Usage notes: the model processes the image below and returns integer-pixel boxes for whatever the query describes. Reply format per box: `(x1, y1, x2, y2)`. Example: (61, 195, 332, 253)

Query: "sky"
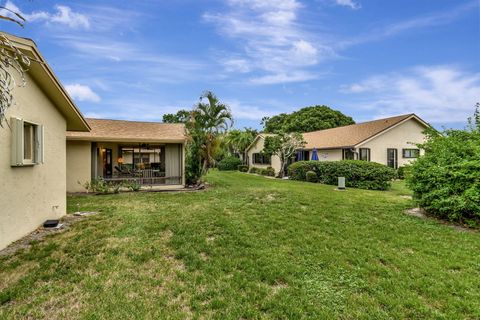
(1, 0, 479, 130)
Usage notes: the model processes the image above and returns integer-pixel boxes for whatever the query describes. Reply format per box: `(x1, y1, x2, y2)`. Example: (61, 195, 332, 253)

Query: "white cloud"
(1, 1, 90, 29)
(204, 0, 332, 84)
(341, 65, 480, 123)
(338, 1, 476, 48)
(334, 0, 361, 10)
(65, 84, 100, 102)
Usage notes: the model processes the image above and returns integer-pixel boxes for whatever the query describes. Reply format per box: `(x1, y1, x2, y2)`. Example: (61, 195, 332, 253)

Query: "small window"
(252, 153, 271, 165)
(295, 150, 310, 161)
(342, 148, 355, 160)
(359, 148, 370, 161)
(23, 122, 35, 163)
(402, 148, 420, 158)
(11, 117, 43, 166)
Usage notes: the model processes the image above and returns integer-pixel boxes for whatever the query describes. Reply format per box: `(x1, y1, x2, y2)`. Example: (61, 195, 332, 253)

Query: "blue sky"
(1, 0, 479, 130)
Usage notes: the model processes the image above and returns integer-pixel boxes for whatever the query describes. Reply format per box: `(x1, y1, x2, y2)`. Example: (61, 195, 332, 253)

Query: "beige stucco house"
(0, 34, 90, 250)
(247, 114, 430, 175)
(66, 119, 187, 193)
(0, 33, 187, 250)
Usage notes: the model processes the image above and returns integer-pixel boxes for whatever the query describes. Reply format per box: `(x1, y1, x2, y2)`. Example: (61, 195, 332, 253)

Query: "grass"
(1, 171, 479, 319)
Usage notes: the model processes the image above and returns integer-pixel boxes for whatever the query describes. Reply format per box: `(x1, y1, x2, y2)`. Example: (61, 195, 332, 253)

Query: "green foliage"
(123, 180, 142, 192)
(82, 178, 111, 194)
(260, 167, 275, 177)
(217, 156, 242, 171)
(249, 167, 259, 174)
(162, 109, 191, 123)
(262, 105, 354, 134)
(406, 118, 480, 224)
(396, 165, 411, 180)
(305, 170, 317, 183)
(289, 160, 396, 190)
(264, 132, 305, 177)
(184, 91, 234, 184)
(225, 128, 257, 160)
(238, 165, 249, 172)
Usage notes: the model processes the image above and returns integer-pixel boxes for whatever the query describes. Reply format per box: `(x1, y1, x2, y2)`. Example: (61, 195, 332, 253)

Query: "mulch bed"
(405, 207, 477, 233)
(0, 212, 98, 257)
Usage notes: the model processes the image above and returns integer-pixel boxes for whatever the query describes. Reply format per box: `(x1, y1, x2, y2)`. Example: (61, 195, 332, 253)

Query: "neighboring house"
(0, 34, 90, 250)
(66, 119, 187, 193)
(247, 114, 430, 175)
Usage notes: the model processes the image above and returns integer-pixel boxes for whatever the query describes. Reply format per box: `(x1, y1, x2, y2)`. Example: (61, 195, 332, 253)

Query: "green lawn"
(1, 171, 479, 319)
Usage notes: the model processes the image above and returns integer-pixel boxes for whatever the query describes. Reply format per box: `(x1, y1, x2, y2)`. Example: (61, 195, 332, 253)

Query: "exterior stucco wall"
(314, 149, 343, 161)
(66, 141, 91, 192)
(246, 136, 281, 175)
(0, 74, 67, 250)
(357, 119, 426, 167)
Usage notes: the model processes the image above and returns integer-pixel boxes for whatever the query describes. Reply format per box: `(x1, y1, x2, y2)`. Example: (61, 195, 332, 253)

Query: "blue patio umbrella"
(311, 148, 319, 161)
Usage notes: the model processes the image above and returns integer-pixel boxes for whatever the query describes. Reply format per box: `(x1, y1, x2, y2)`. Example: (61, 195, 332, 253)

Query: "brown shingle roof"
(67, 118, 186, 143)
(302, 114, 417, 149)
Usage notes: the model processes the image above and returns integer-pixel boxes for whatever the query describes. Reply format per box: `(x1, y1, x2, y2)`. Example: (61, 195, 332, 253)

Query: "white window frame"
(11, 117, 44, 167)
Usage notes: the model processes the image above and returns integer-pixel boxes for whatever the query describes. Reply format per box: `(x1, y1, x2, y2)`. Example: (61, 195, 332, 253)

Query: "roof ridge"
(302, 113, 413, 135)
(86, 118, 185, 125)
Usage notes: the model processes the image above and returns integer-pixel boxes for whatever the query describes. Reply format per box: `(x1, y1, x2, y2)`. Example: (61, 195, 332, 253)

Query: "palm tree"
(225, 129, 257, 164)
(194, 91, 233, 174)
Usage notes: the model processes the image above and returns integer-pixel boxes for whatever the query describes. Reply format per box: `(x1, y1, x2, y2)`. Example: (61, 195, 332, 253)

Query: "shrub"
(407, 127, 480, 224)
(217, 156, 242, 171)
(305, 170, 317, 182)
(123, 180, 141, 192)
(249, 167, 259, 174)
(260, 167, 275, 177)
(238, 165, 249, 172)
(397, 165, 411, 180)
(82, 178, 110, 194)
(288, 160, 396, 190)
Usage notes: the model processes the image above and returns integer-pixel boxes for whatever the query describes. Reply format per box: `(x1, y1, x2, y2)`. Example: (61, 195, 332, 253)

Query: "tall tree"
(189, 91, 233, 175)
(162, 109, 191, 123)
(225, 128, 257, 163)
(263, 132, 305, 177)
(262, 105, 354, 134)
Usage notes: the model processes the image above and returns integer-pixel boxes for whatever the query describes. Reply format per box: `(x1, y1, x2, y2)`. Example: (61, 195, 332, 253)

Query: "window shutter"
(35, 124, 44, 164)
(10, 117, 24, 166)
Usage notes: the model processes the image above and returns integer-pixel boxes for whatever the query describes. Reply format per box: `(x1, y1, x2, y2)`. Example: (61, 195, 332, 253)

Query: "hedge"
(217, 156, 242, 171)
(238, 165, 249, 172)
(406, 128, 480, 224)
(288, 160, 396, 190)
(248, 166, 275, 176)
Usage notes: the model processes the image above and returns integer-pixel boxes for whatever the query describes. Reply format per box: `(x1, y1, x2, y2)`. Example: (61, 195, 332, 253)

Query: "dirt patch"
(399, 195, 413, 200)
(0, 212, 98, 257)
(269, 281, 288, 296)
(405, 208, 476, 233)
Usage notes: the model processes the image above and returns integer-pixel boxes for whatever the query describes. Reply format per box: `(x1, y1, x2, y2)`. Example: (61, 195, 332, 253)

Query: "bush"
(288, 160, 396, 190)
(407, 127, 480, 224)
(305, 170, 317, 182)
(397, 165, 411, 180)
(249, 167, 259, 174)
(217, 156, 242, 171)
(260, 167, 275, 177)
(238, 165, 249, 172)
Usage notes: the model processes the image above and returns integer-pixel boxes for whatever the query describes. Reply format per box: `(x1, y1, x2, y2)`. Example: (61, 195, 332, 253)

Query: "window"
(295, 150, 310, 161)
(342, 148, 355, 160)
(359, 148, 370, 161)
(387, 148, 398, 169)
(402, 148, 420, 158)
(11, 117, 43, 166)
(252, 153, 271, 165)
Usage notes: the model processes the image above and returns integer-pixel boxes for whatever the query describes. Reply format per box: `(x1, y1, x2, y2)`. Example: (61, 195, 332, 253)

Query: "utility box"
(338, 177, 346, 190)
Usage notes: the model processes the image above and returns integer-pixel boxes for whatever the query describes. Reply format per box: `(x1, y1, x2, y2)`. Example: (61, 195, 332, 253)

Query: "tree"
(0, 6, 36, 127)
(187, 91, 233, 176)
(262, 105, 354, 133)
(406, 105, 480, 224)
(224, 128, 257, 163)
(162, 109, 191, 123)
(263, 132, 305, 177)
